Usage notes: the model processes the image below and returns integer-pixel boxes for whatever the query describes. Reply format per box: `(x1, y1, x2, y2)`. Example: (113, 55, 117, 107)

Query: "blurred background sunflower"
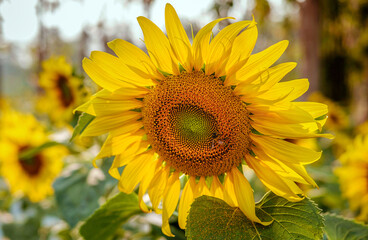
(0, 107, 67, 202)
(37, 56, 89, 127)
(335, 135, 368, 222)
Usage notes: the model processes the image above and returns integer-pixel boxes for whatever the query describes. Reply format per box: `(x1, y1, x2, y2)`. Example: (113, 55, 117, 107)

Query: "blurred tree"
(319, 0, 368, 124)
(143, 0, 154, 18)
(285, 0, 368, 124)
(79, 29, 89, 71)
(343, 0, 368, 124)
(320, 0, 349, 103)
(35, 0, 61, 72)
(253, 0, 270, 25)
(299, 0, 320, 95)
(0, 8, 3, 97)
(210, 0, 234, 27)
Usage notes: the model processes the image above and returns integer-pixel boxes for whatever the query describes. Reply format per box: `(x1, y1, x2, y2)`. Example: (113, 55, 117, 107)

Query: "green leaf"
(186, 191, 324, 240)
(324, 213, 368, 240)
(2, 217, 40, 240)
(79, 192, 142, 240)
(70, 112, 95, 141)
(19, 141, 59, 160)
(315, 114, 327, 121)
(53, 166, 105, 227)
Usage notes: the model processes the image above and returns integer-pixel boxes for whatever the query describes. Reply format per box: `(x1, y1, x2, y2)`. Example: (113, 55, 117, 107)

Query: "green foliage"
(53, 166, 106, 227)
(2, 217, 40, 240)
(19, 141, 59, 159)
(79, 192, 142, 240)
(57, 229, 74, 240)
(324, 213, 368, 240)
(71, 112, 95, 141)
(186, 191, 324, 240)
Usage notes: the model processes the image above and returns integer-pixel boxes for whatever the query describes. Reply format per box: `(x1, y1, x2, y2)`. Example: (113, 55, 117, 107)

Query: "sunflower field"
(1, 0, 368, 239)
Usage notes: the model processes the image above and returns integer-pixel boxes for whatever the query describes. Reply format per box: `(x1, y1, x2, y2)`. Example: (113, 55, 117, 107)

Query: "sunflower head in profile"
(75, 3, 332, 236)
(0, 109, 67, 202)
(335, 135, 368, 221)
(38, 56, 88, 126)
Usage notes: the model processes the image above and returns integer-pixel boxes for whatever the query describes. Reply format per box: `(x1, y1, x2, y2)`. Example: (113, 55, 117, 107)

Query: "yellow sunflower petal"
(246, 155, 303, 201)
(223, 172, 239, 207)
(92, 99, 143, 116)
(108, 160, 123, 180)
(210, 176, 224, 199)
(229, 168, 263, 224)
(251, 119, 333, 139)
(137, 16, 179, 75)
(138, 159, 162, 213)
(96, 131, 146, 160)
(205, 20, 253, 75)
(293, 102, 328, 119)
(148, 166, 171, 214)
(111, 87, 149, 99)
(110, 121, 144, 137)
(74, 100, 96, 115)
(225, 23, 258, 76)
(230, 40, 289, 85)
(251, 134, 321, 164)
(234, 62, 297, 96)
(109, 148, 145, 180)
(196, 176, 211, 196)
(165, 3, 193, 71)
(178, 176, 196, 229)
(248, 103, 316, 126)
(81, 112, 141, 137)
(258, 79, 309, 103)
(82, 58, 130, 91)
(292, 102, 329, 130)
(283, 162, 318, 187)
(73, 89, 112, 115)
(192, 17, 233, 70)
(90, 51, 154, 87)
(252, 147, 317, 186)
(118, 151, 156, 193)
(75, 87, 146, 117)
(162, 171, 181, 237)
(107, 39, 162, 79)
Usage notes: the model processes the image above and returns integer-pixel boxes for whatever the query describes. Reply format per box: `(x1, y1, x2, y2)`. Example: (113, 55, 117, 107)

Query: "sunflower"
(0, 109, 66, 202)
(38, 56, 88, 126)
(335, 135, 368, 221)
(356, 121, 368, 135)
(75, 4, 332, 236)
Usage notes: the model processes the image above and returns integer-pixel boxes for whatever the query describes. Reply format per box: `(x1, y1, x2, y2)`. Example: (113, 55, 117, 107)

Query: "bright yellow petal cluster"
(38, 56, 88, 126)
(0, 109, 66, 202)
(335, 135, 368, 221)
(76, 3, 331, 236)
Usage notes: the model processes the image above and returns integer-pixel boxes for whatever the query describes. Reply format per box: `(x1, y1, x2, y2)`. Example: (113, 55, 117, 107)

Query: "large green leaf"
(2, 217, 40, 240)
(53, 166, 105, 227)
(186, 191, 324, 240)
(79, 192, 142, 240)
(324, 213, 368, 240)
(70, 112, 95, 141)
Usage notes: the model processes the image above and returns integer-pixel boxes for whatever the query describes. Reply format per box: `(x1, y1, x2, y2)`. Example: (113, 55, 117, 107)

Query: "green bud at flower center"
(173, 106, 216, 144)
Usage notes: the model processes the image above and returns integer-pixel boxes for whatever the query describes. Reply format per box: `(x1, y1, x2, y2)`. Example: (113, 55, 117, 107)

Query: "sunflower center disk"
(173, 107, 215, 143)
(142, 71, 252, 177)
(19, 155, 43, 176)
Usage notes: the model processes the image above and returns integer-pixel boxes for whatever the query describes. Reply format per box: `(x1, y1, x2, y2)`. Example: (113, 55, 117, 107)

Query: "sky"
(1, 0, 286, 44)
(1, 0, 230, 43)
